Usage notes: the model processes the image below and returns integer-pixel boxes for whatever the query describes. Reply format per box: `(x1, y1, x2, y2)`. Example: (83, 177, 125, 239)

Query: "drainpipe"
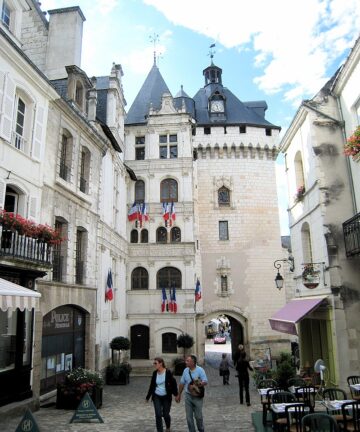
(335, 96, 357, 214)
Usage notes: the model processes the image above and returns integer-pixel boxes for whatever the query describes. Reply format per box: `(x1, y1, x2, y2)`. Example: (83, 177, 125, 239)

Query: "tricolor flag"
(171, 285, 177, 313)
(170, 202, 176, 226)
(162, 202, 170, 222)
(141, 203, 149, 222)
(195, 279, 201, 302)
(105, 269, 114, 302)
(128, 202, 139, 222)
(161, 287, 168, 312)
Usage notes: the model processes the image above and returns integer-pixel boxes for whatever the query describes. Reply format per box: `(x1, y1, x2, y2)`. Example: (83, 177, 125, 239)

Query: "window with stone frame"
(75, 228, 87, 284)
(52, 218, 68, 283)
(131, 267, 148, 290)
(219, 221, 229, 240)
(156, 227, 167, 243)
(162, 332, 177, 353)
(75, 81, 84, 110)
(79, 146, 90, 193)
(218, 186, 230, 206)
(140, 229, 148, 243)
(160, 178, 178, 202)
(130, 229, 138, 243)
(156, 267, 181, 290)
(11, 89, 35, 154)
(170, 227, 181, 242)
(159, 134, 177, 159)
(135, 180, 145, 203)
(59, 130, 73, 182)
(1, 1, 12, 31)
(221, 275, 228, 295)
(135, 136, 145, 160)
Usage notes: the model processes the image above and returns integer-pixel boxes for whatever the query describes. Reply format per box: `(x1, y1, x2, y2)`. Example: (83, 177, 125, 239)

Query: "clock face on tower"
(210, 100, 224, 113)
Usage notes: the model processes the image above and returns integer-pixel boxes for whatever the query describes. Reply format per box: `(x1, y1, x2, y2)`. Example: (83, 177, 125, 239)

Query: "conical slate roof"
(125, 63, 171, 125)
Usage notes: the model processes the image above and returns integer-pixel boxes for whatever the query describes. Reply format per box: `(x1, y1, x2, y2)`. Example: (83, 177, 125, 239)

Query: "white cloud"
(143, 0, 360, 103)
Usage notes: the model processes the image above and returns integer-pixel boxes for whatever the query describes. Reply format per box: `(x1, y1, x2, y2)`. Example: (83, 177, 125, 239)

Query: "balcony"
(0, 228, 52, 266)
(343, 213, 360, 257)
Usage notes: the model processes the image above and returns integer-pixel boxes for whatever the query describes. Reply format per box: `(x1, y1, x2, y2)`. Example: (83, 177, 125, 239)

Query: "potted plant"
(294, 185, 305, 202)
(174, 333, 194, 375)
(173, 357, 187, 376)
(344, 126, 360, 161)
(302, 264, 320, 289)
(56, 367, 104, 409)
(275, 352, 296, 390)
(106, 336, 131, 385)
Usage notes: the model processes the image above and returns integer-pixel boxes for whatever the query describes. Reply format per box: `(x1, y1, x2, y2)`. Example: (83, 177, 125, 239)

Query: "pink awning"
(0, 278, 41, 311)
(269, 297, 327, 335)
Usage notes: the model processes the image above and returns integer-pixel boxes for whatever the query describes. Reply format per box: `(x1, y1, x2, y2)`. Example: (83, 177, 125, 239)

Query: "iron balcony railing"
(59, 162, 70, 181)
(343, 213, 360, 257)
(0, 228, 52, 265)
(79, 176, 87, 193)
(12, 131, 26, 151)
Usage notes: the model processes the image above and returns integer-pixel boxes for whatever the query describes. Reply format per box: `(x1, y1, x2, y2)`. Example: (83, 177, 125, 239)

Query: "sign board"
(70, 392, 104, 423)
(15, 409, 40, 432)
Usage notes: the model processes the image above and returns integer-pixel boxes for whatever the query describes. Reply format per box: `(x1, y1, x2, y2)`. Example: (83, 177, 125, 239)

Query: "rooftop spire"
(149, 33, 159, 66)
(208, 43, 216, 65)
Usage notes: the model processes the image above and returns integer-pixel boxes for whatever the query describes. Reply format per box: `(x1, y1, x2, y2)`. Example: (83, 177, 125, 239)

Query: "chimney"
(45, 7, 86, 80)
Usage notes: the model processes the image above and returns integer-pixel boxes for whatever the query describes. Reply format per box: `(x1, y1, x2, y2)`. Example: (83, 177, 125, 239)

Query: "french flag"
(128, 202, 139, 222)
(162, 202, 170, 221)
(171, 286, 177, 313)
(105, 269, 114, 302)
(161, 287, 168, 312)
(170, 202, 176, 226)
(195, 279, 201, 302)
(141, 203, 149, 222)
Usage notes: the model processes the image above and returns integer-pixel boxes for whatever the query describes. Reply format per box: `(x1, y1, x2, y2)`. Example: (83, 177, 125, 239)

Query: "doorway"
(130, 325, 149, 359)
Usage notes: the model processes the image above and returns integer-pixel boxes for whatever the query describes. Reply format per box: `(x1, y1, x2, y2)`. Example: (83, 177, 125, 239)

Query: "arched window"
(160, 179, 178, 202)
(301, 222, 313, 263)
(171, 227, 181, 242)
(130, 229, 138, 243)
(140, 229, 148, 243)
(156, 227, 167, 243)
(157, 267, 181, 290)
(131, 267, 148, 290)
(294, 151, 305, 191)
(218, 186, 230, 206)
(135, 180, 145, 203)
(162, 332, 177, 353)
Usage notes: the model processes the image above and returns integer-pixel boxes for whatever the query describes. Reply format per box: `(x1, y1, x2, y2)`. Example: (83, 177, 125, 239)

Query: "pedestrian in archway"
(219, 353, 230, 385)
(233, 343, 245, 368)
(236, 351, 253, 406)
(146, 357, 178, 432)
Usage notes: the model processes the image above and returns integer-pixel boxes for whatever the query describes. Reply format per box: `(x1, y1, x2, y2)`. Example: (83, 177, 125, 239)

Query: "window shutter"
(32, 105, 44, 159)
(28, 196, 37, 220)
(0, 179, 5, 209)
(0, 74, 15, 142)
(0, 71, 5, 115)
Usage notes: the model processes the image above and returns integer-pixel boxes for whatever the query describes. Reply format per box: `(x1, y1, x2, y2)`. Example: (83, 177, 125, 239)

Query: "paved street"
(0, 344, 261, 431)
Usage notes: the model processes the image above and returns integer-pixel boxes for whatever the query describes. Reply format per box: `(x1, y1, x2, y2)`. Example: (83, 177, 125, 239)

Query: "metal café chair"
(295, 386, 316, 413)
(302, 413, 339, 431)
(284, 403, 307, 432)
(258, 379, 278, 425)
(272, 391, 296, 431)
(322, 388, 350, 423)
(341, 401, 360, 431)
(347, 376, 360, 402)
(288, 377, 307, 388)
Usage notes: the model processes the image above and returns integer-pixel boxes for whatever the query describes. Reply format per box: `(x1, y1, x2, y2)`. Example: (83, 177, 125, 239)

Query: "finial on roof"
(208, 43, 216, 65)
(149, 33, 160, 66)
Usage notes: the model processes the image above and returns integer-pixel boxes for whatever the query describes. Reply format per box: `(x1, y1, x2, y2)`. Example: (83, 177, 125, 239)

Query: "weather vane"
(149, 33, 160, 65)
(208, 43, 216, 64)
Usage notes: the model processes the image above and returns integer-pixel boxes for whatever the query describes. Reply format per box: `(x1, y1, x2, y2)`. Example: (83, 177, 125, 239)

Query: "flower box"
(302, 264, 320, 289)
(344, 126, 360, 158)
(56, 385, 103, 410)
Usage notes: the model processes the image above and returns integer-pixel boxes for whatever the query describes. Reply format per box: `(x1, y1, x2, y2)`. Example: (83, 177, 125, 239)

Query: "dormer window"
(75, 81, 84, 109)
(1, 1, 10, 29)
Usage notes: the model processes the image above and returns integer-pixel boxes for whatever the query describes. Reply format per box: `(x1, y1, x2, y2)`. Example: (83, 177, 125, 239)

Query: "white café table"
(288, 385, 316, 394)
(323, 399, 355, 411)
(271, 402, 309, 414)
(350, 384, 360, 391)
(258, 388, 273, 397)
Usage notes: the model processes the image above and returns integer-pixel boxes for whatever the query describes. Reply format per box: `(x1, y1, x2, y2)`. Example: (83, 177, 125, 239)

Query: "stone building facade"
(277, 35, 360, 388)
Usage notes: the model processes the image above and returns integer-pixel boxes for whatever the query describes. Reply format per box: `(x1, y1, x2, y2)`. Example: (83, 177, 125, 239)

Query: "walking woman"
(146, 357, 178, 432)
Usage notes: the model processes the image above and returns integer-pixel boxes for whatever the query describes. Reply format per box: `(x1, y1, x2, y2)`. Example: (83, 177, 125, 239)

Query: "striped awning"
(0, 278, 41, 311)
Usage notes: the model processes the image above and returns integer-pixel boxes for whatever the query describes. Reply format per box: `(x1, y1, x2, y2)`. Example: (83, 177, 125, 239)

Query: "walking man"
(175, 355, 208, 432)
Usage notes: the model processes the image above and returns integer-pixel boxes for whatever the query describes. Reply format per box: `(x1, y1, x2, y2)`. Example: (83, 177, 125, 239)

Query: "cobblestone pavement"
(0, 363, 261, 432)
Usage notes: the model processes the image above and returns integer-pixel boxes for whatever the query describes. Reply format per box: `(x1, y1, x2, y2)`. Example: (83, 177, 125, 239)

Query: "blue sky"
(41, 0, 360, 234)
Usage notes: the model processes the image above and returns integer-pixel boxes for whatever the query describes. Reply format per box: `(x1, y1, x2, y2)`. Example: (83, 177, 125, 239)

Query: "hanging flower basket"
(301, 264, 320, 289)
(294, 185, 305, 202)
(344, 126, 360, 159)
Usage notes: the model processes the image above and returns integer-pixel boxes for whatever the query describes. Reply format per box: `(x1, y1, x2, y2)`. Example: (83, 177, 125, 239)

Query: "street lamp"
(273, 256, 295, 290)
